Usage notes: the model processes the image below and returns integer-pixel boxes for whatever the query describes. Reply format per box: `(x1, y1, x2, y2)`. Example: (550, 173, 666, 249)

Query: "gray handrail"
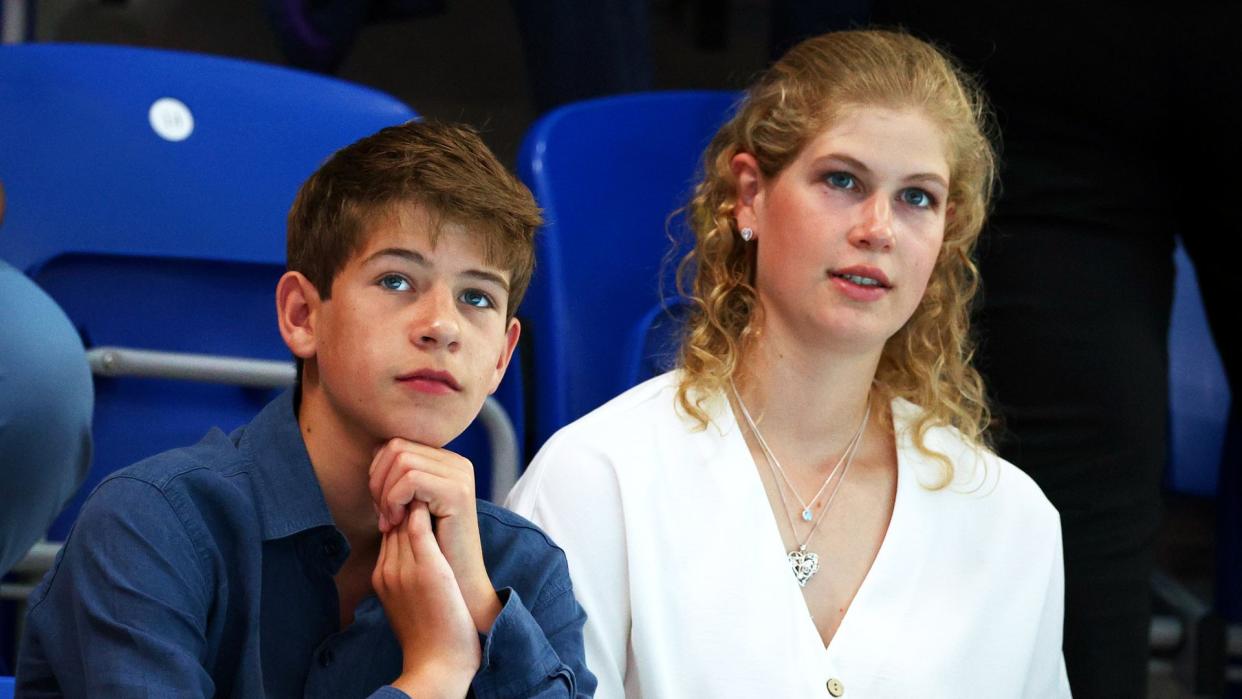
(84, 346, 518, 500)
(87, 347, 295, 387)
(6, 347, 521, 595)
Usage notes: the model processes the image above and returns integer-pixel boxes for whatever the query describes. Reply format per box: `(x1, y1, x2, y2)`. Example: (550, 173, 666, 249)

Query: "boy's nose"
(412, 287, 461, 351)
(850, 194, 895, 251)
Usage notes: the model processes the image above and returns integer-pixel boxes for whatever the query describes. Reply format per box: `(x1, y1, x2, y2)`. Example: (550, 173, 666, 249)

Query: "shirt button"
(826, 677, 844, 697)
(318, 648, 335, 667)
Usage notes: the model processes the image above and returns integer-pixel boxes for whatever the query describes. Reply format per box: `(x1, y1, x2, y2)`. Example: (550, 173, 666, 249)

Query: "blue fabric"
(16, 391, 594, 698)
(0, 260, 92, 576)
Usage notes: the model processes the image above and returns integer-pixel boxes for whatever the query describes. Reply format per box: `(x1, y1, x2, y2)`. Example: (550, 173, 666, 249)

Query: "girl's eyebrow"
(903, 172, 950, 190)
(815, 153, 949, 190)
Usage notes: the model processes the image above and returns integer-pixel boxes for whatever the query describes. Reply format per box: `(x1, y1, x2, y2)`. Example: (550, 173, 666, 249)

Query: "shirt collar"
(239, 390, 337, 541)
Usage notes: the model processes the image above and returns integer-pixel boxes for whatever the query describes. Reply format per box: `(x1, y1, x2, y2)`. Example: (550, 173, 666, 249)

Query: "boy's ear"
(276, 271, 322, 361)
(488, 317, 522, 395)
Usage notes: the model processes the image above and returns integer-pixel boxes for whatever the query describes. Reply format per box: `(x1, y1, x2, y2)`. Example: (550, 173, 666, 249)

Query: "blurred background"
(17, 0, 773, 165)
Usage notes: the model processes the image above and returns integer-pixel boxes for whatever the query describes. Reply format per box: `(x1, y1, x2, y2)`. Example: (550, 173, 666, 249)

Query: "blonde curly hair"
(675, 29, 997, 487)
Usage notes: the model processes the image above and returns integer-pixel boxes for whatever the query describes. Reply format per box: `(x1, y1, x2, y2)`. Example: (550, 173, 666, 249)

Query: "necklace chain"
(731, 381, 870, 587)
(731, 382, 868, 525)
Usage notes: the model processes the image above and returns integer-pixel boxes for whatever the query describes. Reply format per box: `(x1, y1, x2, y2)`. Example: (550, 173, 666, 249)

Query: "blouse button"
(826, 677, 844, 697)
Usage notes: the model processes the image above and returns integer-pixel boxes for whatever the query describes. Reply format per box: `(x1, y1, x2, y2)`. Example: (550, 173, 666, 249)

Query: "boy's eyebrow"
(819, 153, 949, 190)
(461, 269, 510, 292)
(363, 247, 510, 292)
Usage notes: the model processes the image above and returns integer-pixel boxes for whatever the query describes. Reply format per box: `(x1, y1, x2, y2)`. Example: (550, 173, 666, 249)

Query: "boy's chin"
(379, 421, 465, 451)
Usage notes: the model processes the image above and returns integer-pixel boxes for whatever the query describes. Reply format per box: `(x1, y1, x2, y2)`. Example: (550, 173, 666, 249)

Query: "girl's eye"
(378, 274, 411, 291)
(460, 289, 495, 309)
(900, 188, 936, 209)
(825, 172, 857, 190)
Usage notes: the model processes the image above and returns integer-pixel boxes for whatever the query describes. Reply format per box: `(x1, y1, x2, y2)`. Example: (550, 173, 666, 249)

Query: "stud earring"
(740, 227, 754, 241)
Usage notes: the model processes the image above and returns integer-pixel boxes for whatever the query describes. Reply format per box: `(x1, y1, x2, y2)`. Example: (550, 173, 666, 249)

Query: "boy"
(17, 121, 595, 698)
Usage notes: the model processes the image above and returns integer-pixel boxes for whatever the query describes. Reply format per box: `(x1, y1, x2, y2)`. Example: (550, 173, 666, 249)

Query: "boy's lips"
(396, 369, 462, 394)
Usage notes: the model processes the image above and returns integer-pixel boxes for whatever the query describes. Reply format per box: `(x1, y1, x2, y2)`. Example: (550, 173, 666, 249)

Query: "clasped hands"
(369, 438, 499, 697)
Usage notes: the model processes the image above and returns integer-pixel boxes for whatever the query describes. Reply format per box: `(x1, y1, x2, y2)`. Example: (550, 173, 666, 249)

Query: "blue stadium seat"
(1166, 239, 1232, 498)
(0, 43, 521, 552)
(516, 91, 738, 449)
(1158, 237, 1239, 685)
(0, 674, 13, 699)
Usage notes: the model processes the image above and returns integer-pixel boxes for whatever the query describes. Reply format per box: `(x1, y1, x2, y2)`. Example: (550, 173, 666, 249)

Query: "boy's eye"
(378, 274, 412, 291)
(825, 171, 857, 190)
(900, 188, 936, 209)
(460, 289, 495, 309)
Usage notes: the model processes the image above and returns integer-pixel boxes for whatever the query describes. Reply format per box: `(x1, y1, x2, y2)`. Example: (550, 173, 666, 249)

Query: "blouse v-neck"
(717, 395, 920, 666)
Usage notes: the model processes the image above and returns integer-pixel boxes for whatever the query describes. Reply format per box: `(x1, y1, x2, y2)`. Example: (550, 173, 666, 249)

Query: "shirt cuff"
(369, 687, 411, 699)
(470, 587, 567, 697)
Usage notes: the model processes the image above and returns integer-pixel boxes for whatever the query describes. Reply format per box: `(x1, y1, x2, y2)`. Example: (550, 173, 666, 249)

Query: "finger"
(376, 444, 474, 530)
(374, 525, 394, 591)
(369, 442, 399, 508)
(386, 439, 471, 476)
(375, 525, 387, 572)
(381, 453, 423, 526)
(386, 468, 466, 524)
(375, 446, 433, 532)
(407, 501, 440, 560)
(386, 437, 453, 463)
(379, 450, 436, 528)
(391, 510, 409, 574)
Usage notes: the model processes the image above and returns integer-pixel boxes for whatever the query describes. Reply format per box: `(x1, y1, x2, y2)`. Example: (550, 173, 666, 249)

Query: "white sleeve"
(1022, 508, 1073, 698)
(507, 430, 632, 699)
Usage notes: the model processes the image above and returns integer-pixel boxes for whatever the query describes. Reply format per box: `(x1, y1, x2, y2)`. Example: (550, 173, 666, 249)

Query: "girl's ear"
(731, 152, 763, 234)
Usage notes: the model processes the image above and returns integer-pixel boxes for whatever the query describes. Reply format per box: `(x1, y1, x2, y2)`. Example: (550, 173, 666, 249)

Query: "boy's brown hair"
(286, 119, 541, 319)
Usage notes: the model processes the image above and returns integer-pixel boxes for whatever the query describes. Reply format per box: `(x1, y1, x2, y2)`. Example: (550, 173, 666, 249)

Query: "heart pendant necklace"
(788, 546, 821, 587)
(733, 382, 870, 588)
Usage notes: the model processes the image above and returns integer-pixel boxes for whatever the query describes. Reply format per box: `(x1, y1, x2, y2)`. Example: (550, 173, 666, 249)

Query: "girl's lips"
(830, 265, 891, 288)
(830, 273, 890, 302)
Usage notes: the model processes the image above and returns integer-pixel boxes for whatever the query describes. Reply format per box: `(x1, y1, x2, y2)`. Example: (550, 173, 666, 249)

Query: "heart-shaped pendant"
(788, 547, 820, 587)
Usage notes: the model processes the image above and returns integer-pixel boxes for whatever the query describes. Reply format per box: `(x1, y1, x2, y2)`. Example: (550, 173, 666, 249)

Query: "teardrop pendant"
(801, 507, 813, 522)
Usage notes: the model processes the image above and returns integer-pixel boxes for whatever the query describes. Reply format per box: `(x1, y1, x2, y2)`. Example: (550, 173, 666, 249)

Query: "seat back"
(516, 91, 738, 447)
(1166, 238, 1232, 497)
(0, 44, 518, 539)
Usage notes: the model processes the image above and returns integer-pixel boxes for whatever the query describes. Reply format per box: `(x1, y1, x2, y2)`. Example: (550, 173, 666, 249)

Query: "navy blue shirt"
(17, 392, 596, 698)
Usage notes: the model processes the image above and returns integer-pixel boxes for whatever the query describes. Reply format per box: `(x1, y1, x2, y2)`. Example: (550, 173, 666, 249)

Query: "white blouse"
(508, 372, 1071, 698)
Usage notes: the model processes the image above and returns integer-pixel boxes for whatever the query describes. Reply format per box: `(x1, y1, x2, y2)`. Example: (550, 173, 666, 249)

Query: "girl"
(509, 30, 1070, 698)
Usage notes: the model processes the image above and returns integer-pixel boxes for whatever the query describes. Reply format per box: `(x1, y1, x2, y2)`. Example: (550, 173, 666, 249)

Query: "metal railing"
(4, 345, 521, 600)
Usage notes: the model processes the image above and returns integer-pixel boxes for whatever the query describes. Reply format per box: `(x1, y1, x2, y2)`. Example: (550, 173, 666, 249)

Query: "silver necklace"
(731, 382, 868, 523)
(732, 382, 870, 588)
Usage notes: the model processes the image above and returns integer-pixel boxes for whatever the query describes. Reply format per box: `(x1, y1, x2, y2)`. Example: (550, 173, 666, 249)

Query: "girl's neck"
(734, 328, 881, 470)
